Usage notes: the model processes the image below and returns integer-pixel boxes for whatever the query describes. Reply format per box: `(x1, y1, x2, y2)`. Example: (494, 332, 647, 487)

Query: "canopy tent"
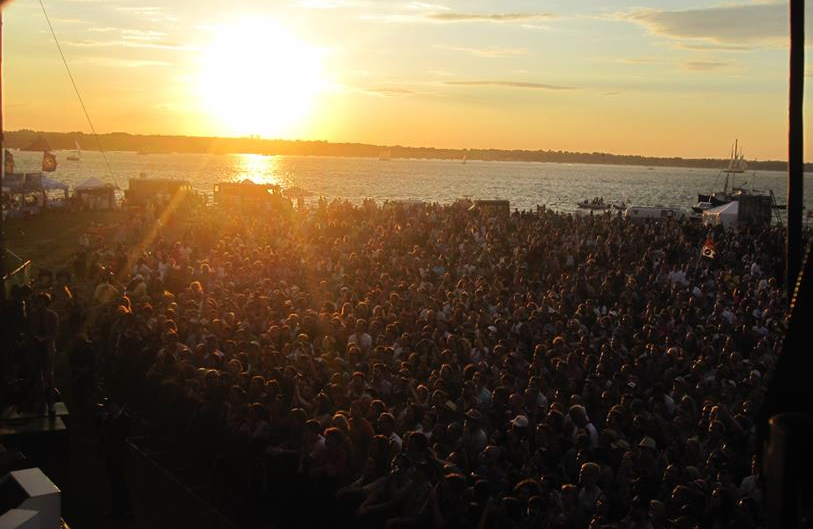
(75, 177, 117, 210)
(20, 135, 53, 152)
(76, 177, 116, 191)
(703, 200, 739, 227)
(40, 176, 68, 191)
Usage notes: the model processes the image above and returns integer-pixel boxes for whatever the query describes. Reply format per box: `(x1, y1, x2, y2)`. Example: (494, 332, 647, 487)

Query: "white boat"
(692, 140, 779, 213)
(625, 205, 687, 221)
(66, 139, 80, 161)
(378, 149, 391, 161)
(576, 197, 611, 210)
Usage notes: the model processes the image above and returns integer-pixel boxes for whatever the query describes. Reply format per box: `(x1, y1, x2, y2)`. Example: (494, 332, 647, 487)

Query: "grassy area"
(4, 209, 130, 274)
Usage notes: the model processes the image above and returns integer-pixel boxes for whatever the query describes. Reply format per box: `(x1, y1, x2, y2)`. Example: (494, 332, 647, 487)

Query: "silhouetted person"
(30, 292, 59, 414)
(98, 399, 132, 518)
(69, 334, 96, 427)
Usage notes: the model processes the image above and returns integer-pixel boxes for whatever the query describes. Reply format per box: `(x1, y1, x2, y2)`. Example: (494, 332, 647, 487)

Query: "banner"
(42, 151, 57, 172)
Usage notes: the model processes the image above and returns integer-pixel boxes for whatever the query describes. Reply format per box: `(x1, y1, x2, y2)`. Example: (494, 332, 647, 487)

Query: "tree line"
(5, 129, 808, 172)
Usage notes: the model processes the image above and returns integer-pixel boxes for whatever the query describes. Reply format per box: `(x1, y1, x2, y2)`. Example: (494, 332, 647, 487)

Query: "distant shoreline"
(5, 129, 812, 172)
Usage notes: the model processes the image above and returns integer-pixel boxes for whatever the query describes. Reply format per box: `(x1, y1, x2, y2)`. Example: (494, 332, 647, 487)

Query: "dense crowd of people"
(7, 195, 788, 528)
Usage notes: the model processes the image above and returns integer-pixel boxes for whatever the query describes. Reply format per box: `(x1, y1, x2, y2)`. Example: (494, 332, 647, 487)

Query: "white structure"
(702, 201, 739, 227)
(624, 205, 687, 221)
(0, 468, 61, 529)
(75, 177, 117, 210)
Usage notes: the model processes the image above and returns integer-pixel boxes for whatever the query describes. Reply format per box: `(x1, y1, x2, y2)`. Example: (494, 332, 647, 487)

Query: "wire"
(37, 0, 118, 188)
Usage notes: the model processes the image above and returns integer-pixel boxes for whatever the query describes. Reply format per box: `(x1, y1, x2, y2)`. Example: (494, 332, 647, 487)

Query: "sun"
(198, 19, 325, 138)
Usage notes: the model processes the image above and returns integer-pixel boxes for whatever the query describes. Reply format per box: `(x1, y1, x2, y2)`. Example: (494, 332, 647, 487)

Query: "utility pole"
(0, 11, 6, 302)
(787, 0, 804, 300)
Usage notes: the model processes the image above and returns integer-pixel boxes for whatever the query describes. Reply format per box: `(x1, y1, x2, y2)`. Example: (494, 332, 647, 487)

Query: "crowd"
(11, 195, 788, 528)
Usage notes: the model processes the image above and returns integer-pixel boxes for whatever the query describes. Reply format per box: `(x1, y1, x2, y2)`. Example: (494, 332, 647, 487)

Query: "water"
(8, 150, 813, 213)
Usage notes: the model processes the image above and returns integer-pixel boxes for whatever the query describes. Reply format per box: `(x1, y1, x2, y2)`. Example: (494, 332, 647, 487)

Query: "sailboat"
(692, 140, 781, 215)
(66, 139, 80, 161)
(693, 140, 748, 212)
(378, 148, 391, 161)
(462, 154, 467, 165)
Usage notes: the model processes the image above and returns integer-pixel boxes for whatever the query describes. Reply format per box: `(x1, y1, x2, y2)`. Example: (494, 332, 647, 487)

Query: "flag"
(42, 151, 57, 172)
(4, 149, 14, 174)
(701, 237, 716, 259)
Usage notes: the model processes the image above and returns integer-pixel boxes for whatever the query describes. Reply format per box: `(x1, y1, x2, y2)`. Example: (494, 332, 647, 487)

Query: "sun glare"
(199, 19, 325, 138)
(234, 153, 287, 187)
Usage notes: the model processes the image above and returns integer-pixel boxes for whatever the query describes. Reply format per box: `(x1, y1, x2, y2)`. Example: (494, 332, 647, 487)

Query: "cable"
(37, 0, 118, 188)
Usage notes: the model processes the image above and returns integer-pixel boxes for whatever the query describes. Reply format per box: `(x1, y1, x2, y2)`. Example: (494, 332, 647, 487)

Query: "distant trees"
(2, 129, 806, 172)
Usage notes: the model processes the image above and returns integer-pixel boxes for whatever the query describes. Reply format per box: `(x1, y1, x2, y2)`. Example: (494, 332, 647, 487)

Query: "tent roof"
(20, 135, 52, 152)
(76, 177, 115, 190)
(40, 176, 68, 190)
(705, 201, 739, 215)
(703, 200, 739, 226)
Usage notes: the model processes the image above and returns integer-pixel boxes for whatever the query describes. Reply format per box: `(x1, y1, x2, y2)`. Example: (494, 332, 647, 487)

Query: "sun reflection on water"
(233, 153, 289, 187)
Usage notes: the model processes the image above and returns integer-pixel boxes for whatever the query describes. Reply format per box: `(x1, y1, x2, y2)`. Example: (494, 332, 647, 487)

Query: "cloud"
(298, 0, 366, 8)
(65, 39, 196, 51)
(625, 4, 788, 47)
(363, 10, 553, 24)
(363, 87, 417, 97)
(601, 91, 621, 96)
(683, 60, 730, 71)
(616, 57, 664, 65)
(76, 57, 172, 68)
(445, 80, 577, 90)
(405, 2, 450, 11)
(676, 42, 753, 52)
(438, 45, 527, 58)
(51, 18, 88, 24)
(121, 29, 166, 42)
(115, 6, 165, 13)
(426, 12, 553, 23)
(115, 6, 176, 23)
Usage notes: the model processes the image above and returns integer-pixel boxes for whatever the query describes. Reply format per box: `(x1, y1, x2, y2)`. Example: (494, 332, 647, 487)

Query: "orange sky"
(3, 0, 811, 160)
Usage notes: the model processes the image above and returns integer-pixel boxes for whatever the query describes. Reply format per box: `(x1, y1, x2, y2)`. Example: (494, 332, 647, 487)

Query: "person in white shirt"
(347, 319, 373, 352)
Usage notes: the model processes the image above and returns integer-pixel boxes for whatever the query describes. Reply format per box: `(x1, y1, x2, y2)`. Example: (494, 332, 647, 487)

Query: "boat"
(462, 154, 467, 165)
(690, 141, 786, 224)
(626, 205, 687, 221)
(576, 197, 612, 210)
(66, 140, 80, 161)
(378, 149, 391, 161)
(692, 140, 773, 213)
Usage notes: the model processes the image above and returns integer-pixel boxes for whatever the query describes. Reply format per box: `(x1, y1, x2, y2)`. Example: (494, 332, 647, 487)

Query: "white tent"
(703, 201, 739, 227)
(75, 177, 117, 210)
(76, 177, 114, 190)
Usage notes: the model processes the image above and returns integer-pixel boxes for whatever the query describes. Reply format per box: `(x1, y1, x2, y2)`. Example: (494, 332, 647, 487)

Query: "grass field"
(4, 209, 130, 274)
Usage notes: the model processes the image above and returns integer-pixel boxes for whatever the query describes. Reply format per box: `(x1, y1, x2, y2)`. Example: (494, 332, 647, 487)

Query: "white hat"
(511, 415, 529, 428)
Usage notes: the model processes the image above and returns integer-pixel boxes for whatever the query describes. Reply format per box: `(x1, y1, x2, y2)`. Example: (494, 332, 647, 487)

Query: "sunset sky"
(3, 0, 811, 159)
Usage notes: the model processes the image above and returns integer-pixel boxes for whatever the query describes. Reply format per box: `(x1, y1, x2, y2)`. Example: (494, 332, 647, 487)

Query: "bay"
(9, 150, 813, 213)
